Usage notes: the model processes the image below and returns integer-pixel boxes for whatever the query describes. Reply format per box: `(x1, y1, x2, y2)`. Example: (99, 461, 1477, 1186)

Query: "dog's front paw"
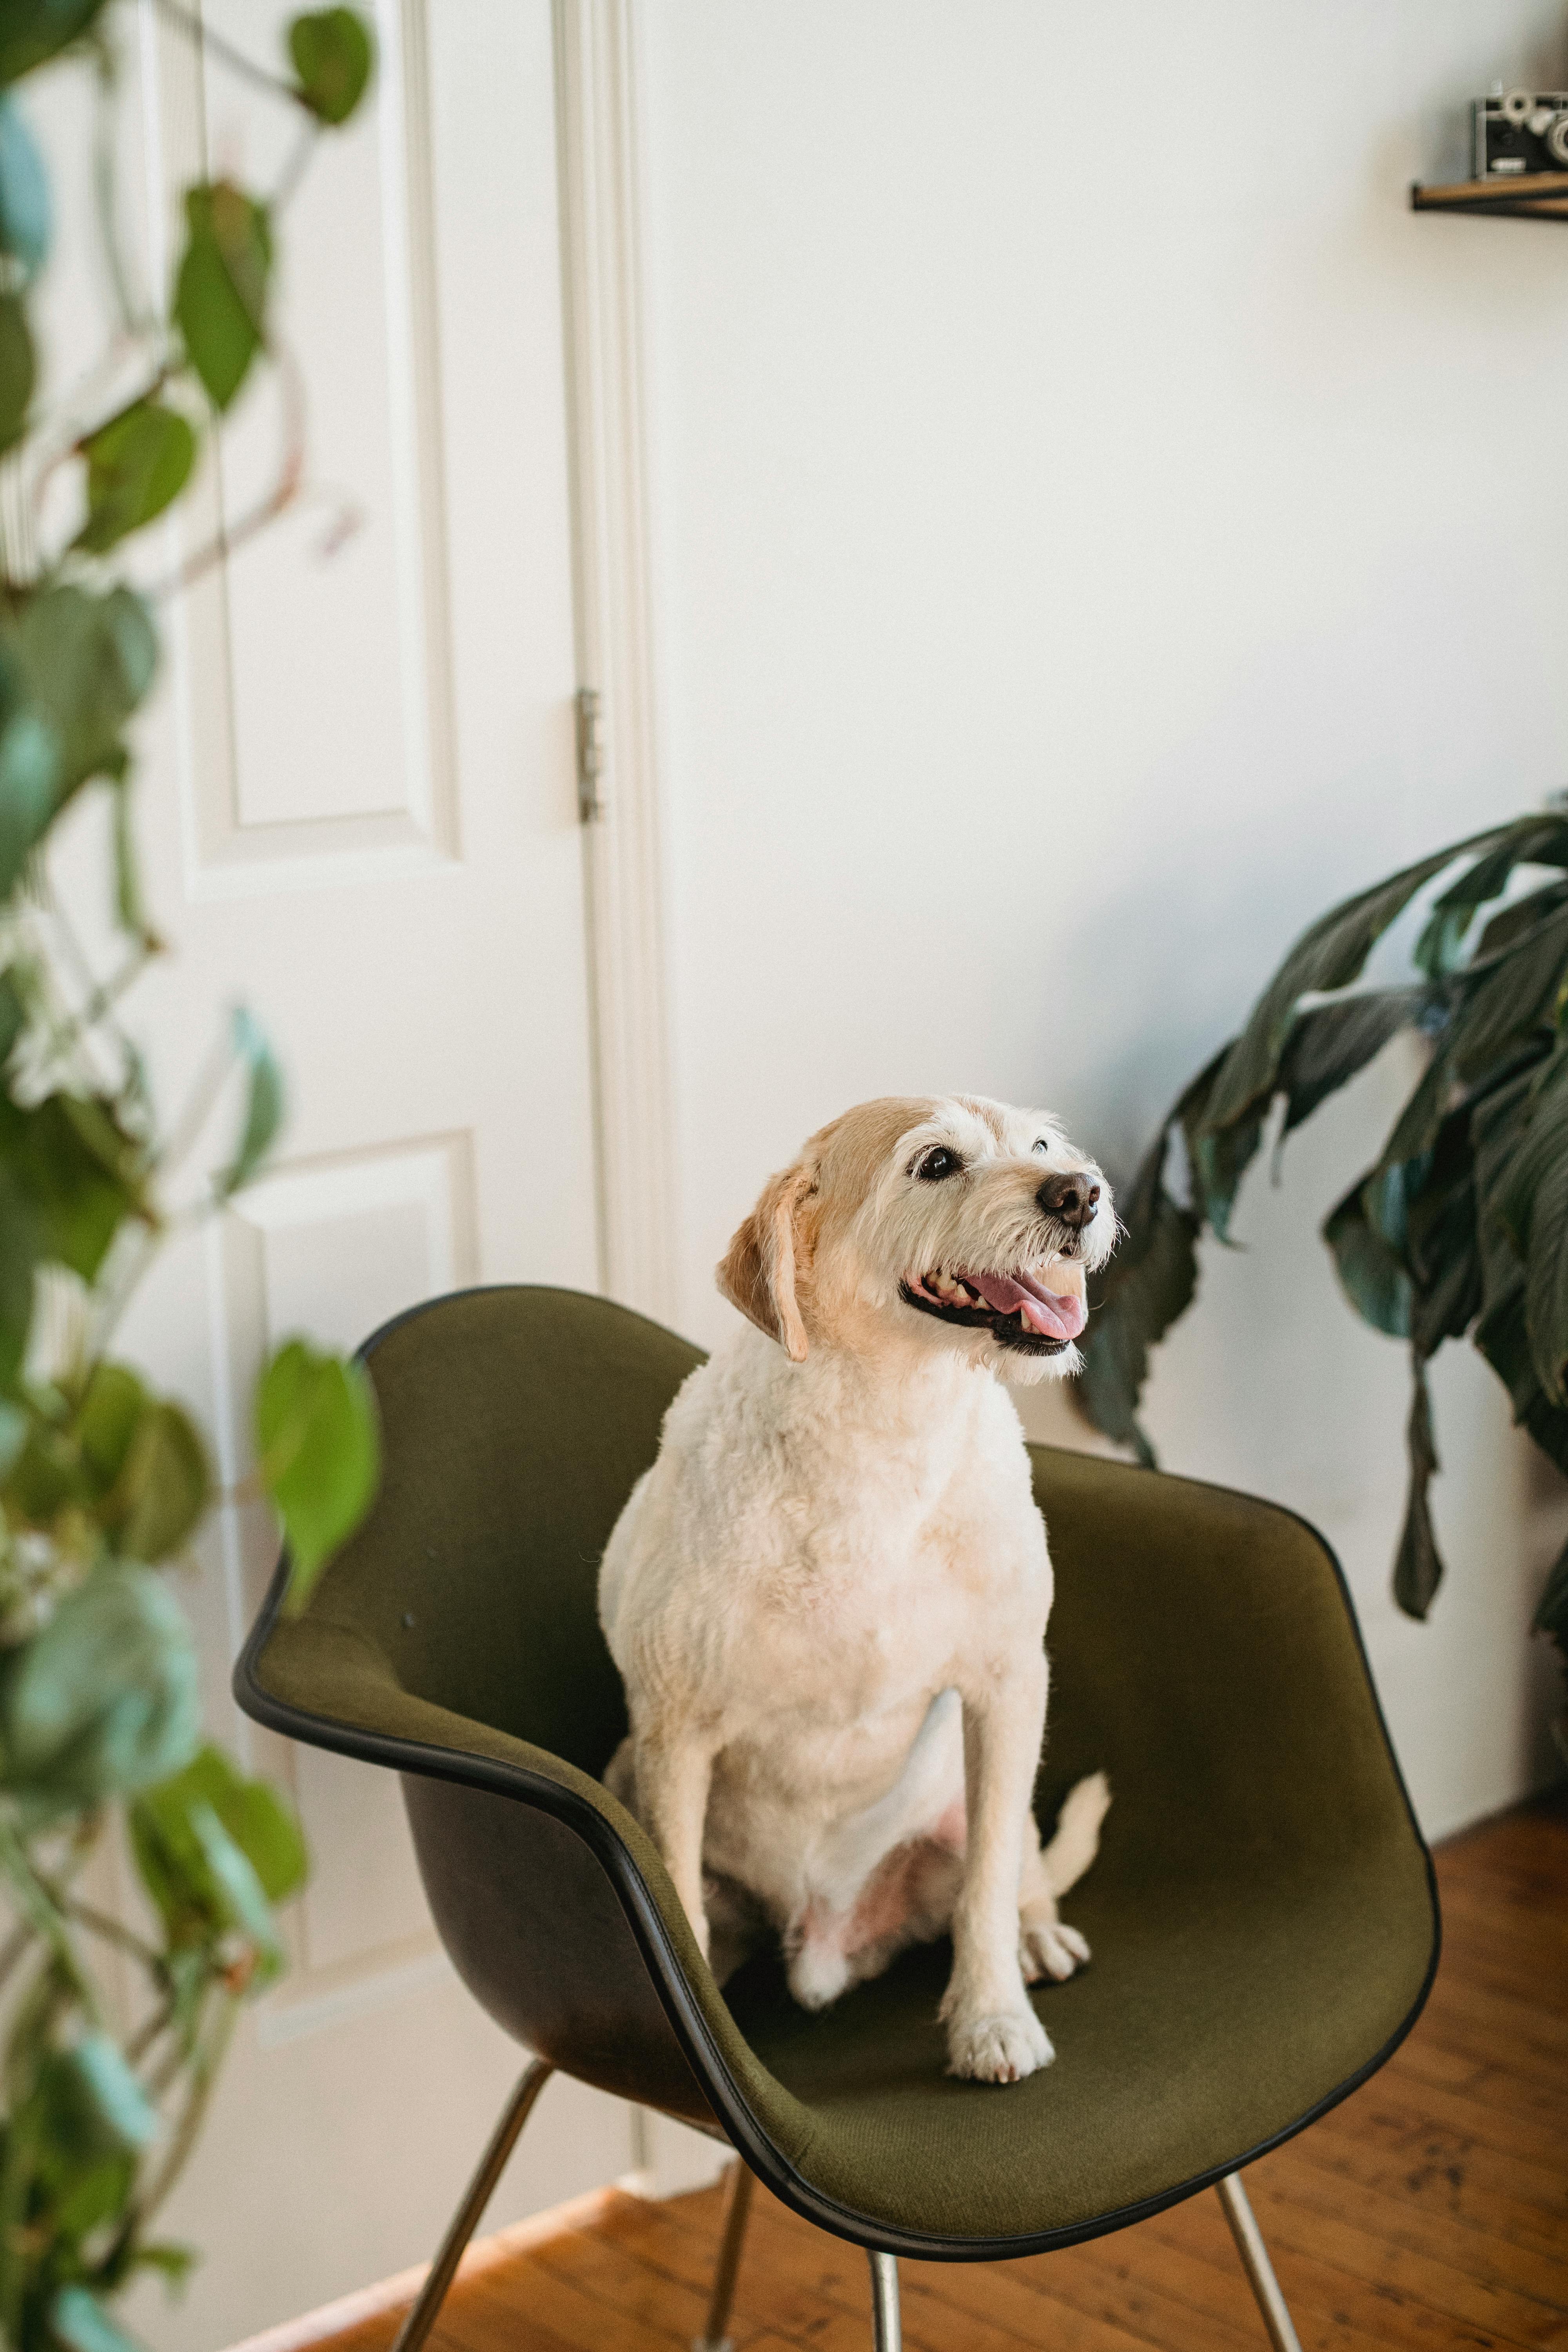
(1020, 1911, 1090, 1985)
(945, 2002, 1053, 2084)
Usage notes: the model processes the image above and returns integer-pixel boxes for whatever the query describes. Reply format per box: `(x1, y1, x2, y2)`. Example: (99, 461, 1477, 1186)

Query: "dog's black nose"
(1038, 1171, 1101, 1231)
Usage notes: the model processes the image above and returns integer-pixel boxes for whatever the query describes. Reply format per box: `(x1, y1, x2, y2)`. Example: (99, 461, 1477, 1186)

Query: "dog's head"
(717, 1094, 1114, 1384)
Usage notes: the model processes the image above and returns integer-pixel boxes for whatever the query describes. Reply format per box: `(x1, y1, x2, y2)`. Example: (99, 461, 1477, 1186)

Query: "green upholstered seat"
(235, 1286, 1437, 2259)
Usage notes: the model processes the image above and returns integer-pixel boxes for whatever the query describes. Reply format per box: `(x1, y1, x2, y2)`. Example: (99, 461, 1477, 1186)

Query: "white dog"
(599, 1095, 1114, 2085)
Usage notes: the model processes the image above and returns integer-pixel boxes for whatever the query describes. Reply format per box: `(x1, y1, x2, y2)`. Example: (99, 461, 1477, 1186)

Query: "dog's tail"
(1039, 1770, 1111, 1898)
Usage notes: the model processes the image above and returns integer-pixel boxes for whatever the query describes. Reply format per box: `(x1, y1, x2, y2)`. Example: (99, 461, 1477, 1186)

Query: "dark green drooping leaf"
(288, 8, 373, 124)
(0, 288, 34, 452)
(1405, 1114, 1483, 1358)
(1276, 989, 1421, 1136)
(215, 1007, 283, 1197)
(1185, 1112, 1264, 1244)
(0, 1088, 151, 1283)
(1322, 1174, 1412, 1339)
(1074, 1118, 1203, 1462)
(1412, 898, 1474, 981)
(1493, 1044, 1568, 1251)
(1200, 831, 1498, 1133)
(174, 181, 273, 412)
(1476, 1046, 1568, 1404)
(0, 92, 49, 275)
(1411, 811, 1568, 977)
(1434, 813, 1568, 913)
(74, 397, 198, 555)
(1474, 875, 1568, 960)
(255, 1337, 380, 1610)
(1474, 1264, 1568, 1483)
(4, 582, 158, 805)
(0, 1564, 200, 1815)
(1523, 1140, 1568, 1407)
(132, 1743, 306, 1978)
(1535, 1534, 1568, 1668)
(0, 703, 60, 900)
(0, 0, 108, 85)
(1465, 1060, 1568, 1481)
(1393, 1356, 1443, 1619)
(1450, 898, 1568, 1084)
(106, 1399, 212, 1564)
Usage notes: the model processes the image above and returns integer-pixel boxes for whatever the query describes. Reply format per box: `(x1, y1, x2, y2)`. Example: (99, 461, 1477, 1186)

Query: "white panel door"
(91, 4, 641, 2343)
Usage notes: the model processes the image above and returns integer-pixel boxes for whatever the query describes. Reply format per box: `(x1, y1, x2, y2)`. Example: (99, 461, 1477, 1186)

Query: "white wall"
(638, 0, 1568, 1837)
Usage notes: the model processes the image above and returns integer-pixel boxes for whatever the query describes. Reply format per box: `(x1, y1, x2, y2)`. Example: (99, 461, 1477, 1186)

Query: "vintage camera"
(1473, 86, 1568, 177)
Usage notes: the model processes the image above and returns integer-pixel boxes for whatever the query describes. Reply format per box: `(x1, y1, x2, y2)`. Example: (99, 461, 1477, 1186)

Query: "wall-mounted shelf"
(1412, 170, 1568, 219)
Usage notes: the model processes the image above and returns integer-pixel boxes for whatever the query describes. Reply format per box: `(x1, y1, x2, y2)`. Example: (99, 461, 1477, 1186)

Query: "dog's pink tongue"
(970, 1270, 1087, 1341)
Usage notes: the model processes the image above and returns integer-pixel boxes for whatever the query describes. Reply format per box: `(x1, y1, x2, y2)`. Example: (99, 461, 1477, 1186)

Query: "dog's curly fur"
(599, 1094, 1114, 2084)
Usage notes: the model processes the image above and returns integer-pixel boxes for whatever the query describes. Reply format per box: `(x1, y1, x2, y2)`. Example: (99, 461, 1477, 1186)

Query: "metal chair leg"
(391, 2058, 555, 2352)
(866, 2249, 902, 2352)
(692, 2157, 756, 2352)
(1216, 2171, 1304, 2352)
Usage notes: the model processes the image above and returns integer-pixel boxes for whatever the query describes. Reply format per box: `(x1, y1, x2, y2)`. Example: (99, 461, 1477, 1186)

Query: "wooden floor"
(325, 1794, 1567, 2352)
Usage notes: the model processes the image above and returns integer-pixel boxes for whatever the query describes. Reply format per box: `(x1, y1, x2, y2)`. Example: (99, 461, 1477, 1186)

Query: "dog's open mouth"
(898, 1265, 1088, 1355)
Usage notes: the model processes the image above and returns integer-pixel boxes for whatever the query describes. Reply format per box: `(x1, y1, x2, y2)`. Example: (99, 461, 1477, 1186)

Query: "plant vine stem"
(124, 1995, 174, 2068)
(0, 1825, 99, 2023)
(272, 116, 319, 212)
(62, 1896, 162, 1973)
(34, 875, 142, 1104)
(0, 1917, 36, 1994)
(155, 1020, 236, 1183)
(133, 1990, 237, 2229)
(150, 340, 309, 597)
(152, 0, 303, 108)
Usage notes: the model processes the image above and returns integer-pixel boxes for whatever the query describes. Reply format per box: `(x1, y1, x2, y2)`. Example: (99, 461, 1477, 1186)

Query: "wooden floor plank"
(1354, 2061, 1568, 2174)
(1143, 2170, 1558, 2350)
(300, 1792, 1567, 2352)
(1305, 2089, 1567, 2226)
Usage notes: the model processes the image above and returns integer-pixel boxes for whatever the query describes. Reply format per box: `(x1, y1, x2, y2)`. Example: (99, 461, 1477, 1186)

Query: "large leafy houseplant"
(0, 6, 382, 2344)
(1075, 804, 1568, 1719)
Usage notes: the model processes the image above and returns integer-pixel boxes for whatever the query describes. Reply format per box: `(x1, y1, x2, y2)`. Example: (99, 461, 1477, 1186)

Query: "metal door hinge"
(575, 687, 606, 823)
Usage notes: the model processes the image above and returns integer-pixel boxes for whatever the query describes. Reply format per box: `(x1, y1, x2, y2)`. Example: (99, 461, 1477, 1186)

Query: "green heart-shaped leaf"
(288, 9, 373, 125)
(256, 1338, 380, 1611)
(74, 397, 198, 555)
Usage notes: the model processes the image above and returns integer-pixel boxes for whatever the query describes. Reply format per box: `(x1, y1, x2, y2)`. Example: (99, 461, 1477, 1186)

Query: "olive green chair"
(235, 1287, 1439, 2352)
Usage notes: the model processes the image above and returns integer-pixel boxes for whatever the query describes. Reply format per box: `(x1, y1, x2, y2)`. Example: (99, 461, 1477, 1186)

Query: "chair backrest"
(305, 1285, 702, 1776)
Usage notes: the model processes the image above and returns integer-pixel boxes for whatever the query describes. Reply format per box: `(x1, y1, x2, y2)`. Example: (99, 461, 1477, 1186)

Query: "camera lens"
(1548, 112, 1568, 166)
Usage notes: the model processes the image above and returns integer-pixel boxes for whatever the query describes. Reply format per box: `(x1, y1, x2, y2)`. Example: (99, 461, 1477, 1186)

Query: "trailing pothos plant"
(1074, 803, 1568, 1720)
(0, 5, 382, 2347)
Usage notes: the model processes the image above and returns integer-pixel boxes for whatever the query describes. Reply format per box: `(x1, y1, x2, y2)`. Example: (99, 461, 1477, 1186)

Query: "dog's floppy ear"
(717, 1161, 814, 1362)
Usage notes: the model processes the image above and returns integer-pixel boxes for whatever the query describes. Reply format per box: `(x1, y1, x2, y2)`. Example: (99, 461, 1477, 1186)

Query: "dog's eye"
(914, 1146, 963, 1182)
(1033, 1138, 1049, 1155)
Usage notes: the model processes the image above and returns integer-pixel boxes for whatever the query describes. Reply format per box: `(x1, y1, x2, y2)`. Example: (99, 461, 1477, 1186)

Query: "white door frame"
(554, 0, 678, 1327)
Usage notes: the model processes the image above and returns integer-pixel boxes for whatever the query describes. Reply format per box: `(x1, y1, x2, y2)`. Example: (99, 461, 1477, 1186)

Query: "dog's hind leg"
(1017, 1772, 1110, 1984)
(1040, 1771, 1111, 1896)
